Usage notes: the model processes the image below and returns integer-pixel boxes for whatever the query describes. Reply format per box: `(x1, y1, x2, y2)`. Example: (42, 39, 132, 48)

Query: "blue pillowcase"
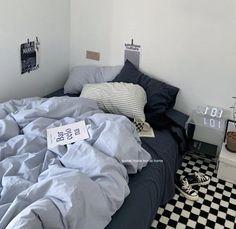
(64, 65, 123, 94)
(112, 60, 179, 122)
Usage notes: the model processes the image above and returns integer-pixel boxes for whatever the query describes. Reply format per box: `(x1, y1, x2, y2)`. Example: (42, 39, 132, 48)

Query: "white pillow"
(64, 65, 122, 94)
(80, 82, 147, 121)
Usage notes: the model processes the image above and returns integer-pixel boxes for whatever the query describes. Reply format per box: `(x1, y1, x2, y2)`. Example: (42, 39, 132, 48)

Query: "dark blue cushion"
(112, 60, 179, 121)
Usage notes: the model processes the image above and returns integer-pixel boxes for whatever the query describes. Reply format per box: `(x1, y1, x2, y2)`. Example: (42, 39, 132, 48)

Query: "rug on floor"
(151, 152, 236, 229)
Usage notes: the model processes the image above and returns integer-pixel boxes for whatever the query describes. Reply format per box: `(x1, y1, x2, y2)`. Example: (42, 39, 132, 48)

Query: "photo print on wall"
(21, 37, 40, 74)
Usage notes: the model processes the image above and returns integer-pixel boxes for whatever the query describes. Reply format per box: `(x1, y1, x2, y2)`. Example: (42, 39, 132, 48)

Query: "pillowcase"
(64, 65, 122, 94)
(80, 82, 147, 122)
(112, 60, 179, 121)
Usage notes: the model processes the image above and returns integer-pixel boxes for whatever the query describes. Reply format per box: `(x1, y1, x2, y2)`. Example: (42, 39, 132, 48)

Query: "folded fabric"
(0, 118, 20, 142)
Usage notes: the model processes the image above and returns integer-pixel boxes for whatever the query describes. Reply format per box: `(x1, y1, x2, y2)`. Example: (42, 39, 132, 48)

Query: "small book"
(47, 121, 89, 149)
(139, 122, 155, 138)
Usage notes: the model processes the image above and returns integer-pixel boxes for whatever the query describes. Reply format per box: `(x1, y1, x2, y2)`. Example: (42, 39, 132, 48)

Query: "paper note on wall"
(21, 38, 40, 74)
(125, 39, 141, 69)
(125, 49, 140, 69)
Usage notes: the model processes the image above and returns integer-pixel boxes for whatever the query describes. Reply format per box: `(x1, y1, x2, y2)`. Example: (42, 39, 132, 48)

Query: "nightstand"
(217, 143, 236, 185)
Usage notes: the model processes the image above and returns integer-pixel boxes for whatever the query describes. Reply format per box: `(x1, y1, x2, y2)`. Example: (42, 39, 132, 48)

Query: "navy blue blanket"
(106, 128, 185, 229)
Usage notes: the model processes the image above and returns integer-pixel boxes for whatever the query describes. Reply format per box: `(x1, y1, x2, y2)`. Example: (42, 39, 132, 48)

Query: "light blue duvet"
(0, 97, 150, 229)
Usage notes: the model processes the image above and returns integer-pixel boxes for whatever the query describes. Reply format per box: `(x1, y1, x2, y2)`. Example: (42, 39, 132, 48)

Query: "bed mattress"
(46, 89, 188, 229)
(106, 129, 184, 229)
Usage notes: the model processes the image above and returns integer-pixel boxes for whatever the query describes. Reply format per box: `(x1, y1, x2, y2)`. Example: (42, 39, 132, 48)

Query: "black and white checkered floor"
(151, 152, 236, 229)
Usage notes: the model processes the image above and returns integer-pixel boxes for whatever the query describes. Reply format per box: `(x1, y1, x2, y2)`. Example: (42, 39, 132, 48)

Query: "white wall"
(0, 0, 70, 102)
(70, 0, 236, 114)
(70, 0, 114, 67)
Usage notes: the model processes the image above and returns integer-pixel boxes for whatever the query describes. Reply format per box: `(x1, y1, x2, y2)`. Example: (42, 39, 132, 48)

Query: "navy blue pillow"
(112, 60, 179, 121)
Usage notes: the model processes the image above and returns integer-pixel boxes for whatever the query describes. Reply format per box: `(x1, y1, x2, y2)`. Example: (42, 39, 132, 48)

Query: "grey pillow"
(64, 65, 122, 94)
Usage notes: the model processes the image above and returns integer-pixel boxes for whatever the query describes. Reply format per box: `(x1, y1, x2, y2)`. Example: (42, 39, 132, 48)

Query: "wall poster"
(21, 38, 40, 74)
(125, 39, 141, 69)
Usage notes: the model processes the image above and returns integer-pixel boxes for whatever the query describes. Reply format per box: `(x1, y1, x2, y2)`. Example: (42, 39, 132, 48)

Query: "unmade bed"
(47, 88, 188, 229)
(0, 60, 188, 228)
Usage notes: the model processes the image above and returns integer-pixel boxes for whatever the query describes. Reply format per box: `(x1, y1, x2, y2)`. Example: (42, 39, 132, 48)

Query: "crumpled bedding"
(0, 96, 151, 229)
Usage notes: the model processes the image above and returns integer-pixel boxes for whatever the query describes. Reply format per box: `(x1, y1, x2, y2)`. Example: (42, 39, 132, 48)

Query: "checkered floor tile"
(150, 152, 236, 229)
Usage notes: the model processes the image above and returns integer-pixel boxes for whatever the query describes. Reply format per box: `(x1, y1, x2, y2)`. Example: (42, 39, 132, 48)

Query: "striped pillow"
(80, 82, 147, 122)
